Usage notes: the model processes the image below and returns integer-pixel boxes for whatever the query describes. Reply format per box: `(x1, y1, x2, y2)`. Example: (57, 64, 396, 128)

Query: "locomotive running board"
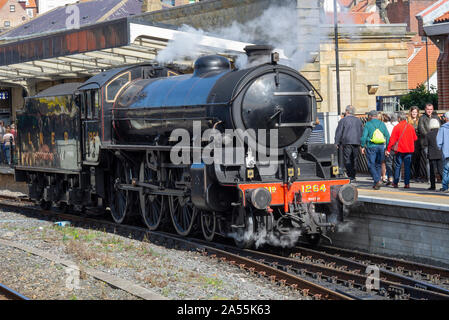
(101, 145, 203, 152)
(117, 184, 185, 197)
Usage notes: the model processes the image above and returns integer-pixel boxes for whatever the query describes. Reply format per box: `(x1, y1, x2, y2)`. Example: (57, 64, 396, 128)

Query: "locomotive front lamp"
(367, 84, 379, 95)
(333, 166, 340, 176)
(271, 52, 280, 64)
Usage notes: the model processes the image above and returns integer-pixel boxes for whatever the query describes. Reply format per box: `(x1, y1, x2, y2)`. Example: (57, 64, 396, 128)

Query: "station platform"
(331, 175, 449, 267)
(355, 176, 449, 212)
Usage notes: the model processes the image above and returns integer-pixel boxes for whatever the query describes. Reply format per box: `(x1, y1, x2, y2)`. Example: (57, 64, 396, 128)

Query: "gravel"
(0, 208, 306, 300)
(0, 244, 138, 300)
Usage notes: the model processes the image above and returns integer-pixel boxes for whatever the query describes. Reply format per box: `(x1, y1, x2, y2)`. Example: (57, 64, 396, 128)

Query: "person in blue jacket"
(437, 111, 449, 192)
(361, 110, 390, 190)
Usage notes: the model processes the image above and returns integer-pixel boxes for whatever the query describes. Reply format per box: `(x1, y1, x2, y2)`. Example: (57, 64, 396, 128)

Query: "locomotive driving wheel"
(108, 159, 132, 224)
(200, 211, 216, 242)
(139, 160, 168, 231)
(233, 208, 256, 249)
(168, 169, 197, 236)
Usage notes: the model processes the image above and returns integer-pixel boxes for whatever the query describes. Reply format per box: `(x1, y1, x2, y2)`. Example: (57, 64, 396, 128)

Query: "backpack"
(370, 127, 386, 144)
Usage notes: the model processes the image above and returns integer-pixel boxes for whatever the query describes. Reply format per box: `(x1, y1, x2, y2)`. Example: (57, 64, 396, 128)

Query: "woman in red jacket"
(386, 112, 418, 189)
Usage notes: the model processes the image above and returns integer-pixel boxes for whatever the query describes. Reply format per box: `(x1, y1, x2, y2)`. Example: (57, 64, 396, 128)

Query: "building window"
(10, 5, 15, 12)
(4, 21, 10, 27)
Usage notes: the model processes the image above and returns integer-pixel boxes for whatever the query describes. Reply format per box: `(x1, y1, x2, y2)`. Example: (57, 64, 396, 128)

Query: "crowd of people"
(335, 103, 449, 191)
(0, 121, 16, 166)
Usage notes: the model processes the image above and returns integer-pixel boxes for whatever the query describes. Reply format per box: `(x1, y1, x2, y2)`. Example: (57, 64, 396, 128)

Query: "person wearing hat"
(436, 111, 449, 192)
(361, 110, 390, 190)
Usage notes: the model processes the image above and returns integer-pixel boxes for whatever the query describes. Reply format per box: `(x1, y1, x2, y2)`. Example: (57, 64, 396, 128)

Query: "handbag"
(392, 123, 408, 152)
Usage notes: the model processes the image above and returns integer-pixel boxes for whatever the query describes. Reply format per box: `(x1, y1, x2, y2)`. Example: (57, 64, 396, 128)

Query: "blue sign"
(0, 91, 8, 100)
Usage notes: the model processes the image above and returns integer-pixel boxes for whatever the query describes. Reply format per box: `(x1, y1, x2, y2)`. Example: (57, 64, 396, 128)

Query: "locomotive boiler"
(15, 45, 357, 248)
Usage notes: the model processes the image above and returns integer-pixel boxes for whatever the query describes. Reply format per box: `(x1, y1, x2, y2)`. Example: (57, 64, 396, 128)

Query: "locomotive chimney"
(244, 45, 274, 65)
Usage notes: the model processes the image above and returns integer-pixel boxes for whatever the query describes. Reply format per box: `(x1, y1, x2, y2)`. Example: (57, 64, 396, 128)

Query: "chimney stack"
(244, 45, 274, 65)
(142, 0, 162, 13)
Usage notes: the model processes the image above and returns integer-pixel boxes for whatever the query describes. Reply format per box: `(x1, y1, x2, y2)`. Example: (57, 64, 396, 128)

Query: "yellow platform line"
(359, 188, 449, 200)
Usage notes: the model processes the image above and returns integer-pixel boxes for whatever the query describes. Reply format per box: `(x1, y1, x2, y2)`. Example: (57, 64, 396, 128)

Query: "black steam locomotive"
(15, 46, 357, 247)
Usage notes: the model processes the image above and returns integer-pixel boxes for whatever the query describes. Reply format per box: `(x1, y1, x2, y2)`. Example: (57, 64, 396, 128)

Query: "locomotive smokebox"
(244, 45, 274, 65)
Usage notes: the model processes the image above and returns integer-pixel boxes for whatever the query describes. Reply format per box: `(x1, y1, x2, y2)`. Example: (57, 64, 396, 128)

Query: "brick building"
(386, 0, 440, 90)
(417, 0, 449, 109)
(0, 0, 33, 31)
(330, 0, 440, 91)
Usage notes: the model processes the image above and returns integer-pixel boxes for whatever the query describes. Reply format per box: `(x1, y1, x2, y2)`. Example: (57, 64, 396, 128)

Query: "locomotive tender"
(15, 45, 357, 247)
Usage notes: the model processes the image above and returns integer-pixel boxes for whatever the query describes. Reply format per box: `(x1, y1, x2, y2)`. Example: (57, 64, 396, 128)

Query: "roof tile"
(435, 11, 449, 23)
(408, 42, 440, 89)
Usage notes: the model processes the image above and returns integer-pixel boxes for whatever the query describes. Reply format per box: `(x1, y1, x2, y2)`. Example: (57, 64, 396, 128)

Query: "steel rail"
(0, 198, 350, 300)
(0, 283, 29, 300)
(291, 246, 449, 297)
(307, 245, 449, 283)
(198, 241, 449, 300)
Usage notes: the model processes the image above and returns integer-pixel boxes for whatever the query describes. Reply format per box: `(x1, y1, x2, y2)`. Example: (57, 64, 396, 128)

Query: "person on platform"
(407, 106, 421, 181)
(426, 118, 443, 191)
(386, 113, 418, 189)
(361, 110, 390, 190)
(10, 123, 16, 139)
(437, 112, 449, 193)
(307, 118, 325, 144)
(418, 103, 440, 182)
(334, 105, 363, 182)
(0, 121, 5, 164)
(383, 113, 398, 186)
(3, 126, 14, 166)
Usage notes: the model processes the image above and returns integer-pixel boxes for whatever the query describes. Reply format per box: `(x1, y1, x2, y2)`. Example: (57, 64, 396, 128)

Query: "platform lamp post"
(333, 0, 344, 173)
(333, 0, 342, 116)
(426, 36, 430, 92)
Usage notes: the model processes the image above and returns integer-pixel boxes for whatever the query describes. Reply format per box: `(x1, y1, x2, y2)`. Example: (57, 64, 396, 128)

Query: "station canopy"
(0, 17, 254, 85)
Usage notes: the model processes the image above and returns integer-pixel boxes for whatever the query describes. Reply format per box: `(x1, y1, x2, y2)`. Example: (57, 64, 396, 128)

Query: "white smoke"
(156, 25, 209, 67)
(157, 3, 323, 70)
(335, 220, 354, 233)
(228, 228, 302, 249)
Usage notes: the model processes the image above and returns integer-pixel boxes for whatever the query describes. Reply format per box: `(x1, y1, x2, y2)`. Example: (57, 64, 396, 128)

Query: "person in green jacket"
(361, 110, 390, 189)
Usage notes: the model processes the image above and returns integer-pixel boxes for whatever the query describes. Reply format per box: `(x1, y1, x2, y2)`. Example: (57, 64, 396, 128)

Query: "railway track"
(305, 244, 449, 284)
(0, 283, 28, 300)
(0, 196, 350, 300)
(200, 241, 449, 300)
(0, 194, 448, 300)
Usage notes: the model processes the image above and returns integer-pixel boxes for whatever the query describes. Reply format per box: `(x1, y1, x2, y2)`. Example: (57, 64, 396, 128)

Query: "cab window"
(86, 91, 92, 119)
(83, 90, 100, 120)
(106, 72, 130, 102)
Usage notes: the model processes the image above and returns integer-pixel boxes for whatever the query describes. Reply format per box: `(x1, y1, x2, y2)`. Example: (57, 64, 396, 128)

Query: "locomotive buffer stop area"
(0, 15, 448, 271)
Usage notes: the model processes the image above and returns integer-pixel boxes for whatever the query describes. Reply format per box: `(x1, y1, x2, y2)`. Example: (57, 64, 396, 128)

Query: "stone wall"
(318, 25, 410, 112)
(331, 201, 449, 267)
(138, 0, 299, 30)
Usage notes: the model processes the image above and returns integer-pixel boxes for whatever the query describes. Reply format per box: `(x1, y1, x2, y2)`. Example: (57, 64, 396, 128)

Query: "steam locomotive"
(15, 45, 357, 248)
